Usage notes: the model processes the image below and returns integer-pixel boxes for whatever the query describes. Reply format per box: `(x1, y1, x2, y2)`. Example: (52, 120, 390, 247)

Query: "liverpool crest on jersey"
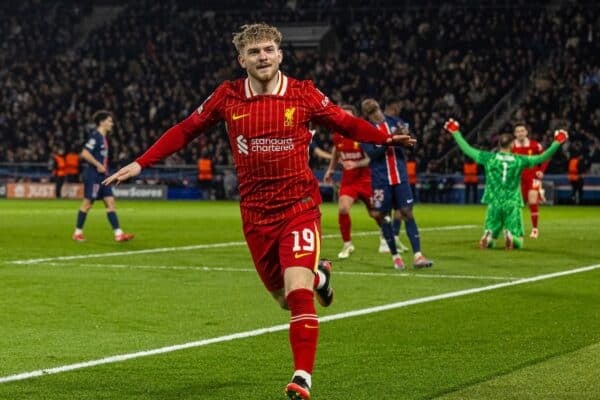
(284, 107, 296, 127)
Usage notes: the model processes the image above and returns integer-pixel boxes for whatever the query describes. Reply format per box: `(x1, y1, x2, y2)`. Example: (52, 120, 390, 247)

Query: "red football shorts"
(339, 181, 373, 208)
(521, 178, 541, 202)
(242, 207, 322, 292)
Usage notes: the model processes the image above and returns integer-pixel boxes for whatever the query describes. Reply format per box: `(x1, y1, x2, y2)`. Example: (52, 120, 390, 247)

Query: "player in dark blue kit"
(360, 98, 432, 270)
(72, 110, 134, 242)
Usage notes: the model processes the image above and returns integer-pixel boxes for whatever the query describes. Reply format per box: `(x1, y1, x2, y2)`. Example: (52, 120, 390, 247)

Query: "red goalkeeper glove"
(444, 118, 460, 134)
(554, 129, 568, 144)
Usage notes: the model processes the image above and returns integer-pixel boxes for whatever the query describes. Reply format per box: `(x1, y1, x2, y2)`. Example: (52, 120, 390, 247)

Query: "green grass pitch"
(1, 199, 599, 399)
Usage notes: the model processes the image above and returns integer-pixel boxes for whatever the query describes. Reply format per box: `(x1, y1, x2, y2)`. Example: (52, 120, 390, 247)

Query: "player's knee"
(338, 198, 353, 214)
(338, 206, 351, 214)
(371, 212, 384, 224)
(400, 208, 413, 220)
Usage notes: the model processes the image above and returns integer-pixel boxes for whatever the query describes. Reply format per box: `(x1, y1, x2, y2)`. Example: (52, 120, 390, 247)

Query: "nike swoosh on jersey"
(294, 252, 312, 259)
(304, 324, 319, 329)
(232, 113, 250, 120)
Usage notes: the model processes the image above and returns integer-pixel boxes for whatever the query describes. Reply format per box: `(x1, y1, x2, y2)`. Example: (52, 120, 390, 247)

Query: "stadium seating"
(0, 1, 597, 179)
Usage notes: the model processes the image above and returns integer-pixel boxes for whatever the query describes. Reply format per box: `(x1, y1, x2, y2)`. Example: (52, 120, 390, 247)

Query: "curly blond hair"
(232, 23, 283, 54)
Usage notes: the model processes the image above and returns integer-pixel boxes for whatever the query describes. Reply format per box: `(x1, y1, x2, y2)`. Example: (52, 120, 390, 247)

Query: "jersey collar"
(244, 71, 288, 98)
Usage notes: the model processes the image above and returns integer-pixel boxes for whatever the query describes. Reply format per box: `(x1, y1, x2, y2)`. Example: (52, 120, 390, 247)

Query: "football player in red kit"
(323, 104, 377, 259)
(103, 23, 415, 400)
(511, 122, 548, 238)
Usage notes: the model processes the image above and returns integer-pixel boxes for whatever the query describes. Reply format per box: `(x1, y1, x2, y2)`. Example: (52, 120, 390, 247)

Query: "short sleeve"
(191, 83, 227, 129)
(303, 81, 347, 125)
(84, 137, 96, 151)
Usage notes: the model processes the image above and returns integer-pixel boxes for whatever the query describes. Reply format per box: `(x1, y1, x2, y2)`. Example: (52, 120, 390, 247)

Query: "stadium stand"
(0, 1, 597, 198)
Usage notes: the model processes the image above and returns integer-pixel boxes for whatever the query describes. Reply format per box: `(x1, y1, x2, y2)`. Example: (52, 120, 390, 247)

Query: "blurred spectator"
(567, 141, 590, 205)
(49, 145, 67, 198)
(0, 1, 597, 187)
(197, 151, 214, 199)
(406, 154, 418, 200)
(64, 146, 81, 183)
(463, 157, 479, 204)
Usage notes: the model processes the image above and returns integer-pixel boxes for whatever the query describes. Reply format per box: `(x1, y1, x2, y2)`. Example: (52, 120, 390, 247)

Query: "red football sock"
(530, 204, 539, 228)
(286, 288, 319, 374)
(339, 213, 351, 242)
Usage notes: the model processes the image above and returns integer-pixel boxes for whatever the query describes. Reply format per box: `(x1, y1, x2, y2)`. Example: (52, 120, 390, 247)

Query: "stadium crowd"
(0, 1, 91, 65)
(506, 11, 600, 174)
(0, 1, 597, 180)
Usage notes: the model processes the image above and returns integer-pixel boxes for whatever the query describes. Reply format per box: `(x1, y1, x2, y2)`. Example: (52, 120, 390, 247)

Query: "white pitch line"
(1, 208, 136, 215)
(64, 262, 513, 281)
(8, 225, 477, 265)
(8, 241, 247, 265)
(1, 263, 597, 385)
(334, 270, 513, 281)
(61, 263, 257, 274)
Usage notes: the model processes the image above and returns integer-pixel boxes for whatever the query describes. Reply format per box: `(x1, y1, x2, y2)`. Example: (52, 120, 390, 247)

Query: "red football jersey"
(136, 72, 391, 224)
(332, 132, 371, 187)
(512, 138, 547, 182)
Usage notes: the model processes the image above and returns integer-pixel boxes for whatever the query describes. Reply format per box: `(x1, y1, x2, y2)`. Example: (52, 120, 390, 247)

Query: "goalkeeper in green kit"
(443, 119, 568, 249)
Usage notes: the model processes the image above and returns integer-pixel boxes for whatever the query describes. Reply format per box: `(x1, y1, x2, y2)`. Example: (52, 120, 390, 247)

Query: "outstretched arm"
(135, 113, 206, 168)
(102, 114, 204, 186)
(537, 140, 549, 177)
(522, 130, 568, 168)
(443, 119, 483, 163)
(102, 161, 141, 185)
(453, 132, 483, 162)
(326, 111, 416, 147)
(104, 86, 225, 185)
(306, 82, 416, 147)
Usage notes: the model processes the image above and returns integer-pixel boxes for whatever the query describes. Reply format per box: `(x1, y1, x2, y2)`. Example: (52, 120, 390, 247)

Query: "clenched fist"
(443, 118, 460, 134)
(553, 129, 568, 144)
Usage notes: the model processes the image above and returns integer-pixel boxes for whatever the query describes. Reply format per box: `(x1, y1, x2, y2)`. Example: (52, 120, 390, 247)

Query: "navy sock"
(106, 211, 120, 230)
(380, 220, 397, 255)
(405, 218, 421, 253)
(76, 210, 87, 229)
(393, 218, 401, 236)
